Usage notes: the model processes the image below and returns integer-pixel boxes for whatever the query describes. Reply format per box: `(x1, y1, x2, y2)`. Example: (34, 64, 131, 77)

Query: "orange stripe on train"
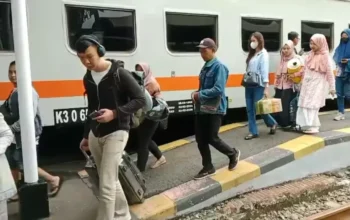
(0, 73, 276, 100)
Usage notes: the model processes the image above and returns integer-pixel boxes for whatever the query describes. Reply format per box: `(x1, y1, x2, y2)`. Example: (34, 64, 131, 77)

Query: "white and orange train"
(0, 0, 347, 127)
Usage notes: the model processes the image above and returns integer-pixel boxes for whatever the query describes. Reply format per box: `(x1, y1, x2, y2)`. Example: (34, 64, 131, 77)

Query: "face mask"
(250, 42, 258, 49)
(342, 38, 349, 43)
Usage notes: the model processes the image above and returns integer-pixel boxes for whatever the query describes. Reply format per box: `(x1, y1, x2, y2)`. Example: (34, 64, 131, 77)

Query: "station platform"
(7, 110, 350, 220)
(139, 111, 350, 198)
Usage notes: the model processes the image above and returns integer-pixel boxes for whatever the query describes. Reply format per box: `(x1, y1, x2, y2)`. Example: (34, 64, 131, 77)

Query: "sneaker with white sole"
(151, 156, 166, 169)
(334, 113, 345, 121)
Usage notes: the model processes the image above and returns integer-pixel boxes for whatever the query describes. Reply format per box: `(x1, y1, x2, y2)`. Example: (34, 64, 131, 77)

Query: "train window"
(301, 21, 334, 52)
(241, 17, 282, 52)
(165, 12, 218, 53)
(0, 2, 14, 51)
(65, 5, 136, 52)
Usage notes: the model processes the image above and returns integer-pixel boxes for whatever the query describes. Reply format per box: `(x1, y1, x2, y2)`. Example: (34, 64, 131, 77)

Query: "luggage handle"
(80, 145, 96, 168)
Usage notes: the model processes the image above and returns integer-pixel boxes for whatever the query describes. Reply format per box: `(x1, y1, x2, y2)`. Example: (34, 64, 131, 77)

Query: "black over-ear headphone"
(76, 35, 106, 57)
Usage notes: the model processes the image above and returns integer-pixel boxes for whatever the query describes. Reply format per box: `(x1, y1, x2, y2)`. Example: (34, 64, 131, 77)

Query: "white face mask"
(250, 42, 258, 49)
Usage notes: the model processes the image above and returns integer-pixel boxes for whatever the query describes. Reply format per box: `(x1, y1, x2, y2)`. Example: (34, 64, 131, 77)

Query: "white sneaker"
(151, 156, 166, 169)
(334, 113, 345, 121)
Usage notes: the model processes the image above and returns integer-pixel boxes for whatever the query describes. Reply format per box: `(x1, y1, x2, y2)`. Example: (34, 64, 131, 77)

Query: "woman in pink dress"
(296, 34, 336, 134)
(274, 40, 304, 128)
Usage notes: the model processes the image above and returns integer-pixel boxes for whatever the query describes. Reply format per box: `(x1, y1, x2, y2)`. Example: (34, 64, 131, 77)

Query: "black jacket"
(83, 59, 146, 138)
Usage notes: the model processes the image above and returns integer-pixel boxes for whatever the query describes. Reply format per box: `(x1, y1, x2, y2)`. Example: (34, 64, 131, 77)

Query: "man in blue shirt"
(191, 38, 240, 180)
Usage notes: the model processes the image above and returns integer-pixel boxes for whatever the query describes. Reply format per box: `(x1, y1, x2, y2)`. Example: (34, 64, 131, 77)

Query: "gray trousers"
(89, 130, 130, 220)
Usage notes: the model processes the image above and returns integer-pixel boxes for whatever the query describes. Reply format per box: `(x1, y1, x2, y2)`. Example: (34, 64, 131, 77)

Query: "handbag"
(241, 71, 261, 87)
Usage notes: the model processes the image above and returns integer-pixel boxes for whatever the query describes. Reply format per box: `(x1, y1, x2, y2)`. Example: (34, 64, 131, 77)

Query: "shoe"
(303, 128, 319, 134)
(269, 124, 277, 135)
(194, 167, 216, 180)
(334, 113, 345, 121)
(151, 156, 166, 169)
(244, 134, 258, 140)
(228, 149, 241, 171)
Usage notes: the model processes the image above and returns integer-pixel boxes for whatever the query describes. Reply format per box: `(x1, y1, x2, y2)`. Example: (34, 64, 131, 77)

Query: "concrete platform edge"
(129, 127, 350, 220)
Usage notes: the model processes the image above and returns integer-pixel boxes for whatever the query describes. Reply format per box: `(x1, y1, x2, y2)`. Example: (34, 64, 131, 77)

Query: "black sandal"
(244, 134, 258, 140)
(48, 176, 64, 198)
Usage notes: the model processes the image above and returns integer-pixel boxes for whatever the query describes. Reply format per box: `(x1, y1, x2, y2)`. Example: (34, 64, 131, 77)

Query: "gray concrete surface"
(7, 161, 98, 220)
(142, 112, 350, 198)
(176, 139, 350, 217)
(6, 112, 349, 219)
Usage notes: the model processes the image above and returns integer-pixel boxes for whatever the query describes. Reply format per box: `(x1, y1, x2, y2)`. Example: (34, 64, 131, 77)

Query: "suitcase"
(289, 94, 302, 132)
(80, 146, 146, 205)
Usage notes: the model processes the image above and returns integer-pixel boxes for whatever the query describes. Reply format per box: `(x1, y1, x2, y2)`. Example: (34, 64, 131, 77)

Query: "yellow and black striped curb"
(130, 127, 350, 220)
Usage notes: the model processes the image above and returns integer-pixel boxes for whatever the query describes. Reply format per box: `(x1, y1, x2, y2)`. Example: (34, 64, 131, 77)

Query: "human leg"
(297, 107, 320, 133)
(277, 89, 295, 127)
(149, 140, 166, 169)
(335, 77, 345, 120)
(94, 131, 130, 220)
(136, 119, 161, 172)
(207, 114, 240, 170)
(245, 87, 258, 139)
(254, 87, 277, 133)
(194, 114, 215, 179)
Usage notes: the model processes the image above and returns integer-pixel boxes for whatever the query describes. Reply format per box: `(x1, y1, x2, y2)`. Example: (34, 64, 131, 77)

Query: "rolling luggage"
(80, 146, 146, 205)
(289, 94, 302, 132)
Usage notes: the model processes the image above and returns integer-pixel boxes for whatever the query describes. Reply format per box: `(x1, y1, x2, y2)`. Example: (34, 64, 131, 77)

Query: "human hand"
(263, 87, 269, 98)
(288, 74, 295, 80)
(330, 90, 336, 97)
(191, 92, 200, 103)
(80, 138, 89, 151)
(94, 109, 115, 123)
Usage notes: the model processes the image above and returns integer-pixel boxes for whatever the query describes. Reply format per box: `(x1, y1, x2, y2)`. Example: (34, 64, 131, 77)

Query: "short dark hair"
(9, 60, 15, 68)
(75, 35, 100, 53)
(288, 31, 299, 41)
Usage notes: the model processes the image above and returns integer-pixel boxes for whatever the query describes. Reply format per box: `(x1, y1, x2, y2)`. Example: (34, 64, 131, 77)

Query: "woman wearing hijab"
(135, 62, 166, 172)
(296, 34, 336, 134)
(274, 40, 304, 128)
(333, 29, 350, 121)
(0, 113, 15, 220)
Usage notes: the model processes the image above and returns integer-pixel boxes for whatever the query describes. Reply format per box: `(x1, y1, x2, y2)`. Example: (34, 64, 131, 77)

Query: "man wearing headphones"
(76, 35, 146, 220)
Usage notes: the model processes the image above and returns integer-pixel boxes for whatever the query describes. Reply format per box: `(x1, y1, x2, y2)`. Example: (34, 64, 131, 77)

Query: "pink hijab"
(305, 34, 329, 73)
(136, 62, 161, 97)
(276, 40, 295, 76)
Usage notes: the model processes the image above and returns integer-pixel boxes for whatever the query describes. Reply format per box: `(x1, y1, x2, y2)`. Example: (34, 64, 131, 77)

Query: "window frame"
(63, 3, 138, 56)
(163, 9, 219, 56)
(0, 0, 14, 54)
(240, 15, 283, 53)
(300, 20, 334, 52)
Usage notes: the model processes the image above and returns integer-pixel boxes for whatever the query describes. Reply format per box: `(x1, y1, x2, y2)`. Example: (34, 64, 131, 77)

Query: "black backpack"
(110, 67, 152, 129)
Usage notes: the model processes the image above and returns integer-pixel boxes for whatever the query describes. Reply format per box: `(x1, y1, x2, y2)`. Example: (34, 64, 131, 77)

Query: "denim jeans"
(336, 77, 350, 114)
(88, 130, 131, 220)
(245, 87, 277, 135)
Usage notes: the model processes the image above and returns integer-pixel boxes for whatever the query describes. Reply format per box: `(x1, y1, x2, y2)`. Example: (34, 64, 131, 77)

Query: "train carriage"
(0, 0, 347, 128)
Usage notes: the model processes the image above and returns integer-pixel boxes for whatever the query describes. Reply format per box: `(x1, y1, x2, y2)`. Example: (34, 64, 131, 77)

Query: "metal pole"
(11, 0, 38, 183)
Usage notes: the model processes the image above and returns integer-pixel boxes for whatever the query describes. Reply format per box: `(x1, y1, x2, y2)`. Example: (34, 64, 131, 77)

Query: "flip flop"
(48, 176, 64, 198)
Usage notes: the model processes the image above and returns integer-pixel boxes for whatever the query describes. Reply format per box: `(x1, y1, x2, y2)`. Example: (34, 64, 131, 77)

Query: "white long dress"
(0, 113, 15, 220)
(296, 59, 335, 131)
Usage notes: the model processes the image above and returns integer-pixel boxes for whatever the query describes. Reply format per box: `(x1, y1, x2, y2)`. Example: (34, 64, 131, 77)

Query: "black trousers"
(136, 119, 162, 172)
(195, 114, 235, 169)
(273, 88, 296, 127)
